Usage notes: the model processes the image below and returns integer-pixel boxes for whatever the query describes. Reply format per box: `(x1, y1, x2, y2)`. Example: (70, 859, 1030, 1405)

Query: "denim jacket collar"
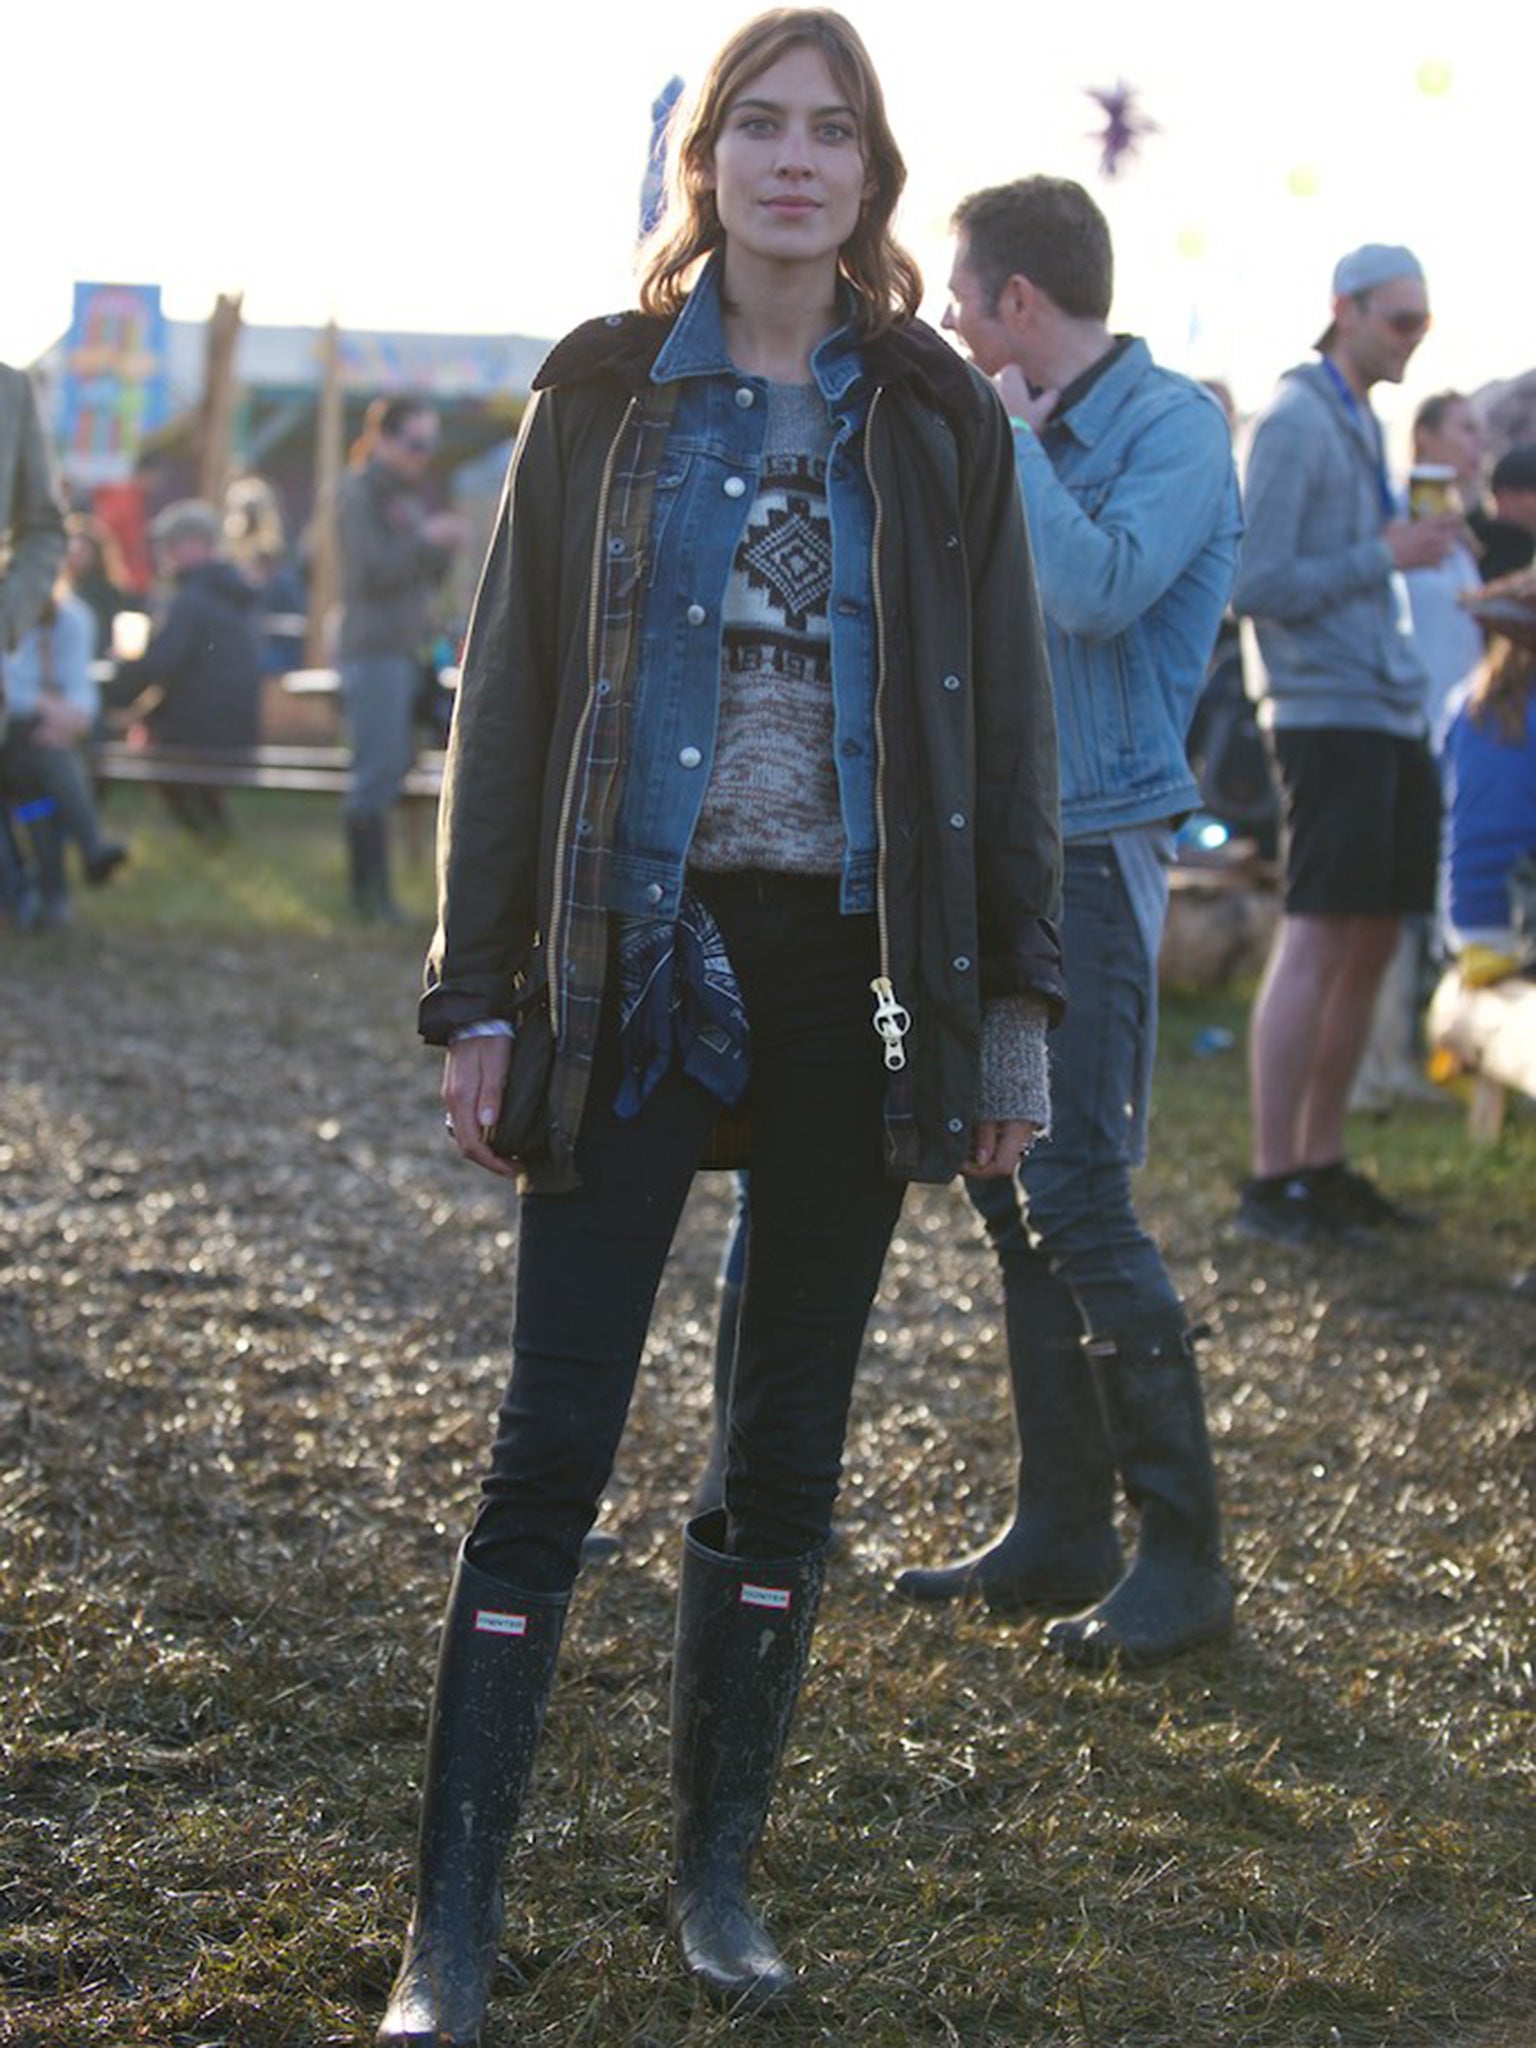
(1047, 335, 1151, 451)
(650, 256, 866, 408)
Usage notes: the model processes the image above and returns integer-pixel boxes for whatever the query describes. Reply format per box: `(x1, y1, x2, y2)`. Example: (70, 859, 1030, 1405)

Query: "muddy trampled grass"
(2, 791, 1533, 2045)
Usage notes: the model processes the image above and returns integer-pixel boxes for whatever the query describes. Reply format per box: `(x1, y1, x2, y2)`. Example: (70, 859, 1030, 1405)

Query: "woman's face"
(703, 43, 869, 278)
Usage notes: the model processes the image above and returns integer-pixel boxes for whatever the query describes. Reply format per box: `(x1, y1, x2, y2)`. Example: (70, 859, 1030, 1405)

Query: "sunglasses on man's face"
(399, 434, 437, 456)
(1382, 309, 1431, 337)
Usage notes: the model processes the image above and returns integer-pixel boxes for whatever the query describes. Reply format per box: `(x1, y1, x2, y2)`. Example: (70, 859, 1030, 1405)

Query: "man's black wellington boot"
(1045, 1324, 1233, 1669)
(894, 1337, 1123, 1614)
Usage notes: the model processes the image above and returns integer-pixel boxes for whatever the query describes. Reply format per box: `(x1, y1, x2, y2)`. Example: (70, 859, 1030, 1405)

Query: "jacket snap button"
(734, 387, 755, 408)
(949, 812, 967, 830)
(645, 883, 663, 904)
(679, 746, 702, 769)
(723, 476, 747, 498)
(947, 1117, 965, 1134)
(953, 956, 971, 972)
(686, 604, 706, 625)
(942, 673, 961, 692)
(604, 314, 624, 327)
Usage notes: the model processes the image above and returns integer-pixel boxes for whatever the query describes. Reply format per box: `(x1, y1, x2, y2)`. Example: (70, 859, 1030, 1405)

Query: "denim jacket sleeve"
(1011, 395, 1234, 643)
(1231, 404, 1394, 625)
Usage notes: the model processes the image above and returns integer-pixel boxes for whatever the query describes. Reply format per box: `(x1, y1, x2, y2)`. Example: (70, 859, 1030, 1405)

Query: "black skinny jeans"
(466, 872, 907, 1592)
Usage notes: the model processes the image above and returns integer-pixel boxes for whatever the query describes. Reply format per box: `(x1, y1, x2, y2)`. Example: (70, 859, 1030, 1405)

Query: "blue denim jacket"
(609, 265, 881, 917)
(1012, 339, 1240, 839)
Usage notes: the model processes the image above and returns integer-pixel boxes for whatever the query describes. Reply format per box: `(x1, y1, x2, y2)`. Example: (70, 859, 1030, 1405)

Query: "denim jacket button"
(947, 1117, 965, 1134)
(942, 673, 961, 692)
(734, 386, 755, 408)
(948, 812, 967, 830)
(952, 956, 971, 973)
(686, 603, 706, 626)
(645, 883, 663, 904)
(678, 746, 702, 769)
(723, 476, 747, 498)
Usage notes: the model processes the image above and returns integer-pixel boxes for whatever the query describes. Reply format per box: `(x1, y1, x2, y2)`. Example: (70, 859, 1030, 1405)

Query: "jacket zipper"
(862, 387, 910, 1073)
(546, 395, 637, 1038)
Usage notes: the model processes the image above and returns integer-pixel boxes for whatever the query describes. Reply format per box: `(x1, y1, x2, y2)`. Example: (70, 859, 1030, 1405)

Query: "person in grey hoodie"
(1232, 245, 1460, 1244)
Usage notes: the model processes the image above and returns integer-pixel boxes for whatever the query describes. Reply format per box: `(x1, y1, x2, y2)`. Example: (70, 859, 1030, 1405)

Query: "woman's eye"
(820, 123, 855, 144)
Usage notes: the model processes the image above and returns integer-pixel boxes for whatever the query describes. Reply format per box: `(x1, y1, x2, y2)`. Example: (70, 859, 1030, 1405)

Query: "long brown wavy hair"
(1468, 638, 1536, 744)
(637, 8, 922, 339)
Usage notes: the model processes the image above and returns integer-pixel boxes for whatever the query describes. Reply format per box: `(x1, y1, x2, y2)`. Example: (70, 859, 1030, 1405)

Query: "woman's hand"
(441, 1036, 520, 1181)
(962, 1119, 1039, 1180)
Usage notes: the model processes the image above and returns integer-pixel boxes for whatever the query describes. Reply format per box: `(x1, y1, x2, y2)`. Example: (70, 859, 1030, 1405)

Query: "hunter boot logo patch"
(740, 1583, 791, 1612)
(473, 1609, 529, 1636)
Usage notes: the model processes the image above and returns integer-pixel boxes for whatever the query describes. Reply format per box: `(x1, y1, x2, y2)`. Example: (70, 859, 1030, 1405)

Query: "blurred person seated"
(0, 579, 127, 927)
(64, 511, 132, 677)
(122, 499, 265, 838)
(1441, 568, 1536, 970)
(223, 474, 307, 676)
(1470, 444, 1536, 583)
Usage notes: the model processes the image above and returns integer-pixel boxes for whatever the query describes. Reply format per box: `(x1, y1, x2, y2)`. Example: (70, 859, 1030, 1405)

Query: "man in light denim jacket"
(896, 176, 1240, 1670)
(1232, 245, 1458, 1245)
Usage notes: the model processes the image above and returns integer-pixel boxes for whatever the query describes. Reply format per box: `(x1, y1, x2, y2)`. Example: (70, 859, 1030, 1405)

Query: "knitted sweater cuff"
(976, 996, 1051, 1133)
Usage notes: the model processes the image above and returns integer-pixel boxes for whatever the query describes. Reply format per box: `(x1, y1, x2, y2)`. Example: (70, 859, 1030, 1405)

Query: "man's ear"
(999, 274, 1035, 327)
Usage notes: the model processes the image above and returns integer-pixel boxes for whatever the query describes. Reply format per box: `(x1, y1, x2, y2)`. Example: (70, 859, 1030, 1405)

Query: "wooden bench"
(91, 741, 445, 802)
(1427, 966, 1536, 1141)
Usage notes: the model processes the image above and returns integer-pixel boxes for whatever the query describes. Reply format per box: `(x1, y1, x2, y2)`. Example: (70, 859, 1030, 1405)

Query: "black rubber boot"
(689, 1279, 742, 1519)
(669, 1510, 827, 2013)
(349, 812, 406, 924)
(347, 815, 376, 920)
(378, 1545, 568, 2048)
(1045, 1325, 1233, 1669)
(893, 1335, 1123, 1615)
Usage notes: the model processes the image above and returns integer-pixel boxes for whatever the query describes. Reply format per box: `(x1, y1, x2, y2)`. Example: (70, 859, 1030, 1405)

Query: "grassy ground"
(1, 792, 1532, 2045)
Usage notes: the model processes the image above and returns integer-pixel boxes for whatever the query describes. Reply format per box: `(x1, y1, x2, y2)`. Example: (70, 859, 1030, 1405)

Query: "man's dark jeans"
(967, 839, 1183, 1350)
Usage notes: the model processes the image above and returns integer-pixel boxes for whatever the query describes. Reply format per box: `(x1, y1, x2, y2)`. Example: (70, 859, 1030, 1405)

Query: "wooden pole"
(305, 319, 344, 668)
(194, 291, 243, 509)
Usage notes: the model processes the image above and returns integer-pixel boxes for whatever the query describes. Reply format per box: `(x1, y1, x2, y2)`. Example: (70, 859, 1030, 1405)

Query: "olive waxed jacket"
(421, 306, 1063, 1189)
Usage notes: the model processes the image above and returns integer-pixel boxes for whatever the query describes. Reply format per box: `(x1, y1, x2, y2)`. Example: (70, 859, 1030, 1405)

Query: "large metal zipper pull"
(869, 976, 911, 1071)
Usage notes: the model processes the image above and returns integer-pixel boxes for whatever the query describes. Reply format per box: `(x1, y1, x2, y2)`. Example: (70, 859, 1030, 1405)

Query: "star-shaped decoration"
(1086, 81, 1160, 179)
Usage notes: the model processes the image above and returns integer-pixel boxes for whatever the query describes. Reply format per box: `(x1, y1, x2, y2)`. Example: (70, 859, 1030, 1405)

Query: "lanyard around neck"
(1321, 356, 1397, 522)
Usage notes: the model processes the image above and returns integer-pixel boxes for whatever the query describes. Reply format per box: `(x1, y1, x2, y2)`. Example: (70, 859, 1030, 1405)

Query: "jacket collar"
(651, 258, 866, 406)
(1043, 335, 1150, 450)
(534, 262, 984, 426)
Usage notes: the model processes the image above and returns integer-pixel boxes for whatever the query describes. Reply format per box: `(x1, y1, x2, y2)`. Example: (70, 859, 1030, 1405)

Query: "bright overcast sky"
(10, 0, 1532, 434)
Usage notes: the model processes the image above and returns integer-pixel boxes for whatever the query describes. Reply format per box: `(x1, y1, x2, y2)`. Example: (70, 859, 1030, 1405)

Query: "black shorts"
(1269, 726, 1442, 917)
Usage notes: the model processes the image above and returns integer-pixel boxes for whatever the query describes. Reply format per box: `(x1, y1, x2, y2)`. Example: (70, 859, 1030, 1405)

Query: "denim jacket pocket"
(644, 455, 694, 589)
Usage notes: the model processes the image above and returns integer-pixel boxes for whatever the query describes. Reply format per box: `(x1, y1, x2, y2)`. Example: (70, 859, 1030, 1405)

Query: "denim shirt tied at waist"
(609, 265, 880, 918)
(1013, 337, 1240, 840)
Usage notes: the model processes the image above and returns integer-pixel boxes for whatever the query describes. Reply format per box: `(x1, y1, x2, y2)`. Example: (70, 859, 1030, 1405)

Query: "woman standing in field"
(379, 10, 1063, 2039)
